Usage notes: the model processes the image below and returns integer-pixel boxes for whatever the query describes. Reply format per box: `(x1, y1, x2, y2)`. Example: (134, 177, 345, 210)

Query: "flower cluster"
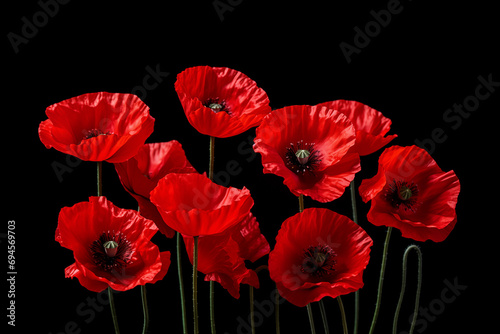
(39, 65, 460, 333)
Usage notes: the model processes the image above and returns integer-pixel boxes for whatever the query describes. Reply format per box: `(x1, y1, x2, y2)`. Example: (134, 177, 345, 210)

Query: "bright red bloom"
(359, 145, 460, 242)
(39, 92, 155, 162)
(114, 141, 197, 238)
(183, 213, 270, 298)
(150, 173, 254, 237)
(174, 66, 271, 138)
(268, 208, 373, 307)
(316, 100, 397, 156)
(55, 196, 171, 292)
(253, 105, 360, 202)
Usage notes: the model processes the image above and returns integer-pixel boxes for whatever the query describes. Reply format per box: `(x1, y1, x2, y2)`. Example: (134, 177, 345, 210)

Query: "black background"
(4, 0, 498, 333)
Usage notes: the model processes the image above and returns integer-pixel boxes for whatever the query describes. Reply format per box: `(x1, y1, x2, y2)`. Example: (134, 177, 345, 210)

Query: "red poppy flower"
(174, 66, 271, 138)
(316, 100, 397, 156)
(359, 145, 460, 242)
(183, 213, 270, 298)
(39, 92, 155, 162)
(268, 208, 373, 307)
(253, 105, 360, 202)
(150, 172, 254, 237)
(114, 141, 197, 238)
(55, 196, 171, 292)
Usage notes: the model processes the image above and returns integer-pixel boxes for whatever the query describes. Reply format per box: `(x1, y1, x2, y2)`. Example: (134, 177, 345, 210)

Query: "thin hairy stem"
(176, 232, 188, 334)
(298, 194, 305, 213)
(369, 227, 393, 334)
(97, 161, 103, 196)
(141, 285, 149, 334)
(349, 181, 360, 334)
(193, 236, 199, 334)
(337, 296, 348, 334)
(318, 300, 330, 334)
(306, 304, 317, 334)
(108, 287, 120, 334)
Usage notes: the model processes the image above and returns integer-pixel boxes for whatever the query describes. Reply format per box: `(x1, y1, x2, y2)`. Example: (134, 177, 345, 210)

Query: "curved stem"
(318, 300, 330, 334)
(108, 287, 120, 334)
(176, 232, 188, 334)
(306, 304, 317, 334)
(337, 296, 348, 334)
(349, 181, 359, 334)
(392, 245, 423, 334)
(369, 226, 393, 334)
(193, 236, 199, 334)
(255, 264, 268, 274)
(141, 285, 149, 334)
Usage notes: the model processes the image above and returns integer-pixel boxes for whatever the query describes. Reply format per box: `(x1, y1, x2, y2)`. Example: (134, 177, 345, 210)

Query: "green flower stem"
(250, 285, 255, 334)
(300, 195, 318, 334)
(208, 135, 216, 334)
(349, 181, 359, 224)
(248, 265, 269, 334)
(136, 207, 150, 334)
(193, 236, 199, 334)
(177, 232, 189, 334)
(392, 245, 423, 334)
(108, 287, 120, 334)
(306, 304, 317, 334)
(210, 281, 216, 334)
(318, 300, 330, 334)
(209, 136, 215, 180)
(298, 194, 305, 213)
(349, 181, 360, 334)
(97, 162, 120, 334)
(275, 288, 281, 334)
(141, 285, 149, 334)
(369, 226, 393, 334)
(97, 161, 103, 196)
(337, 296, 348, 334)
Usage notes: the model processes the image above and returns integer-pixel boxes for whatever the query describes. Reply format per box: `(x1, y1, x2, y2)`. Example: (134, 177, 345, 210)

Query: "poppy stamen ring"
(300, 244, 337, 278)
(285, 140, 322, 174)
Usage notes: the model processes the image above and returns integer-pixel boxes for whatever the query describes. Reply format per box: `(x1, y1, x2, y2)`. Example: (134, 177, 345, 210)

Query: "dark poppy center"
(385, 180, 419, 212)
(285, 140, 322, 174)
(204, 97, 232, 115)
(90, 232, 133, 272)
(83, 128, 111, 140)
(300, 245, 337, 278)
